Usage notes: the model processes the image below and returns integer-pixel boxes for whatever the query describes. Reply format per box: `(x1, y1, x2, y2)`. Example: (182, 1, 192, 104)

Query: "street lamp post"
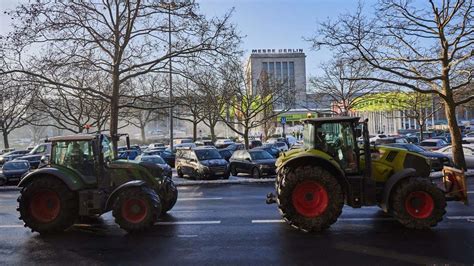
(167, 2, 174, 151)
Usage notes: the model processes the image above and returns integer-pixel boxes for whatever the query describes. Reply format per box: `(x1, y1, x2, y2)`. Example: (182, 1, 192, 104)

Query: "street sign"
(280, 116, 286, 125)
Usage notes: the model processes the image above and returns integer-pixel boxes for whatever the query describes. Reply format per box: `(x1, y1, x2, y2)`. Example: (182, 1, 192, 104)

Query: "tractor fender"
(105, 180, 146, 211)
(379, 168, 417, 212)
(279, 155, 349, 195)
(18, 168, 85, 191)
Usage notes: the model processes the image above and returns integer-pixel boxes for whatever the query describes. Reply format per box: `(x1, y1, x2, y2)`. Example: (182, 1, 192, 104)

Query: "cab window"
(52, 140, 94, 176)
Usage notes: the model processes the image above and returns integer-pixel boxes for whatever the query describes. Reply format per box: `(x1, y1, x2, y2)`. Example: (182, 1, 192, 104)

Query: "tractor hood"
(275, 148, 342, 173)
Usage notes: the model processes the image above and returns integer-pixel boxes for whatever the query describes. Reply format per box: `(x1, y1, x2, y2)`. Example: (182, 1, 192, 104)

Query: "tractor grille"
(385, 151, 398, 162)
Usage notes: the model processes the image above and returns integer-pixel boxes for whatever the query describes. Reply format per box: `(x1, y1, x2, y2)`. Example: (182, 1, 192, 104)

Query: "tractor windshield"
(303, 123, 315, 149)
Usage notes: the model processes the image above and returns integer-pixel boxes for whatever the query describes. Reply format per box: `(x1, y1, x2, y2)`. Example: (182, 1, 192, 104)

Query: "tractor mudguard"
(105, 180, 146, 211)
(379, 168, 417, 212)
(18, 168, 85, 191)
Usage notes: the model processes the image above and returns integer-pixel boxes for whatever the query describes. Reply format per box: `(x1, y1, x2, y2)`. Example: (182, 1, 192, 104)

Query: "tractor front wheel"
(18, 177, 78, 233)
(113, 186, 161, 233)
(161, 180, 178, 214)
(391, 178, 446, 229)
(277, 166, 344, 232)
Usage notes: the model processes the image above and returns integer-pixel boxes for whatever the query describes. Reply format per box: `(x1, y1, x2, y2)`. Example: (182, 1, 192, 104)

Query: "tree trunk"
(210, 124, 216, 142)
(110, 66, 120, 156)
(243, 128, 249, 149)
(418, 120, 424, 143)
(444, 98, 467, 170)
(2, 131, 9, 149)
(192, 122, 197, 141)
(140, 125, 146, 143)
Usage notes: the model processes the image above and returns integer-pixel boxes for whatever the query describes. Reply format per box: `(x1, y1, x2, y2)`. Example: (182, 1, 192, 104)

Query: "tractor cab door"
(316, 122, 359, 174)
(52, 140, 98, 185)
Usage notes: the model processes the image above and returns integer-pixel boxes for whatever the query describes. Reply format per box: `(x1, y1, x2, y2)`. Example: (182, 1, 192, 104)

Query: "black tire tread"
(112, 186, 161, 233)
(17, 177, 78, 234)
(390, 178, 446, 229)
(276, 165, 344, 232)
(161, 179, 178, 214)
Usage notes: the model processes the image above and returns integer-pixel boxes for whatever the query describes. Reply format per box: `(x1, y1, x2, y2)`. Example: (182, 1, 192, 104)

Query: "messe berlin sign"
(252, 48, 303, 54)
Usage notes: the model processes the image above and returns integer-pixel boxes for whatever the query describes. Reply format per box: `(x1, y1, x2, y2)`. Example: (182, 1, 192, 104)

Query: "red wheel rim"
(292, 181, 329, 217)
(121, 198, 148, 223)
(30, 190, 61, 223)
(405, 191, 434, 219)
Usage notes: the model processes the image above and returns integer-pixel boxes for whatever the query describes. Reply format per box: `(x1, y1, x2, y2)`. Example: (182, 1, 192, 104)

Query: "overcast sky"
(0, 0, 375, 77)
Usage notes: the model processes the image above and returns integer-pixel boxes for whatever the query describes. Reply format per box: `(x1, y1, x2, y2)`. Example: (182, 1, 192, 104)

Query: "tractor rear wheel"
(113, 186, 161, 233)
(161, 180, 178, 214)
(18, 177, 78, 233)
(391, 178, 446, 229)
(277, 165, 344, 232)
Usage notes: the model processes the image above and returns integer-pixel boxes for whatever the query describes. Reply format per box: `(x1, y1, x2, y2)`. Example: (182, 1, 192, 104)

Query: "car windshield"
(250, 150, 273, 160)
(3, 161, 29, 170)
(141, 156, 166, 164)
(276, 142, 286, 147)
(195, 149, 222, 160)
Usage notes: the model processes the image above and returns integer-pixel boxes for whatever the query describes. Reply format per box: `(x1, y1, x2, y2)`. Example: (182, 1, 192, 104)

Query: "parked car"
(404, 136, 420, 144)
(273, 141, 289, 152)
(215, 139, 235, 149)
(135, 155, 172, 178)
(369, 134, 387, 144)
(431, 135, 451, 144)
(384, 143, 451, 171)
(0, 148, 15, 155)
(117, 149, 140, 160)
(16, 142, 51, 169)
(195, 140, 215, 147)
(143, 148, 176, 167)
(175, 147, 229, 180)
(148, 143, 165, 149)
(249, 140, 262, 149)
(0, 150, 30, 166)
(175, 138, 194, 144)
(226, 143, 245, 152)
(436, 145, 474, 169)
(464, 134, 474, 144)
(218, 149, 233, 162)
(257, 144, 281, 158)
(419, 139, 448, 151)
(229, 150, 276, 178)
(0, 160, 30, 185)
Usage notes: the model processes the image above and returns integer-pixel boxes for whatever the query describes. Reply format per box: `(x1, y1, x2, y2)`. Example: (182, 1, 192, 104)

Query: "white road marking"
(338, 218, 394, 221)
(0, 225, 23, 228)
(170, 210, 215, 213)
(446, 216, 474, 220)
(467, 191, 473, 194)
(155, 220, 221, 225)
(177, 234, 198, 238)
(177, 197, 223, 201)
(252, 219, 284, 223)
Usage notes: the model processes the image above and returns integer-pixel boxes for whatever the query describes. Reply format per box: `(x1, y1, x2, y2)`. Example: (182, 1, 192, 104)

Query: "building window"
(282, 62, 288, 82)
(289, 61, 295, 87)
(275, 62, 281, 80)
(262, 62, 268, 73)
(268, 62, 274, 77)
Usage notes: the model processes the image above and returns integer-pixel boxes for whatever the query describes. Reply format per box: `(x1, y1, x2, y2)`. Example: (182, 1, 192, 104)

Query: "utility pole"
(167, 2, 174, 150)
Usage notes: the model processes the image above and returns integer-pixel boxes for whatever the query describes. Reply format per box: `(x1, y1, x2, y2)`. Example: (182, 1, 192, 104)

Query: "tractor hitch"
(266, 192, 276, 204)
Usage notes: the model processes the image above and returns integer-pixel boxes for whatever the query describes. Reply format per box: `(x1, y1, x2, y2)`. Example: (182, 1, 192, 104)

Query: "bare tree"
(0, 76, 35, 149)
(310, 0, 474, 169)
(310, 59, 377, 115)
(174, 78, 204, 141)
(2, 0, 241, 153)
(220, 60, 294, 148)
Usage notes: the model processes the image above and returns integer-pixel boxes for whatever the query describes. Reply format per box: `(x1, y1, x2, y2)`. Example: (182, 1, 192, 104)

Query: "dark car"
(143, 148, 176, 167)
(226, 143, 245, 152)
(136, 155, 172, 178)
(175, 147, 229, 180)
(249, 140, 262, 149)
(229, 150, 276, 178)
(16, 143, 51, 169)
(384, 143, 451, 171)
(218, 148, 233, 162)
(375, 137, 408, 145)
(0, 150, 30, 166)
(0, 160, 30, 184)
(117, 149, 140, 160)
(256, 144, 281, 158)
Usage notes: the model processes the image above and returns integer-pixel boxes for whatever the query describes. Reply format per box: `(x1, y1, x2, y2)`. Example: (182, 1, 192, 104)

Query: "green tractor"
(267, 117, 468, 232)
(17, 134, 178, 233)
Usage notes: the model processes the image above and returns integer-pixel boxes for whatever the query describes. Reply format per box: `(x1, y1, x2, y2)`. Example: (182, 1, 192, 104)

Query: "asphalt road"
(0, 180, 474, 265)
